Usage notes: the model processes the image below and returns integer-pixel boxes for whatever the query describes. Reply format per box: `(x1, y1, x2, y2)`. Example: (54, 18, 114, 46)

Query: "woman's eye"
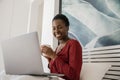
(58, 26, 63, 29)
(52, 27, 55, 30)
(52, 25, 63, 31)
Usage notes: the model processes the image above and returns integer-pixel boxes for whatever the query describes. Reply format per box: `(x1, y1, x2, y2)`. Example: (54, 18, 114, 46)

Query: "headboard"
(82, 45, 120, 80)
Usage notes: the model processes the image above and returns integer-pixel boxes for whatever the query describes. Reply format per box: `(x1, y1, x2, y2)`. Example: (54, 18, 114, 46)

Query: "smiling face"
(52, 19, 69, 41)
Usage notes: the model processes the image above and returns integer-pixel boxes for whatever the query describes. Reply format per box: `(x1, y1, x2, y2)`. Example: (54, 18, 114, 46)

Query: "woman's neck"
(59, 37, 70, 44)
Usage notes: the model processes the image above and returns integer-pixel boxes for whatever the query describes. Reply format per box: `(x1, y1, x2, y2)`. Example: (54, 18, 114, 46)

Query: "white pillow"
(80, 63, 111, 80)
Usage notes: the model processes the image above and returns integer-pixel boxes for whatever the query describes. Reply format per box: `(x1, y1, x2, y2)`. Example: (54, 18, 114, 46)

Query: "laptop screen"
(1, 32, 44, 75)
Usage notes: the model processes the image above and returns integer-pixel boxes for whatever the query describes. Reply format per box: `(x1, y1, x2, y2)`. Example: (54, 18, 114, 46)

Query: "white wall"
(0, 0, 60, 72)
(0, 0, 16, 71)
(0, 0, 43, 71)
(41, 0, 60, 72)
(0, 0, 13, 70)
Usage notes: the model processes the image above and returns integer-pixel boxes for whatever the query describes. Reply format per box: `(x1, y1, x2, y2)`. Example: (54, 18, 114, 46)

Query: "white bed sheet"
(0, 70, 64, 80)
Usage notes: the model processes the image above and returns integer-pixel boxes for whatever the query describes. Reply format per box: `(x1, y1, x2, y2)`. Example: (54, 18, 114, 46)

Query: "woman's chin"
(56, 37, 62, 40)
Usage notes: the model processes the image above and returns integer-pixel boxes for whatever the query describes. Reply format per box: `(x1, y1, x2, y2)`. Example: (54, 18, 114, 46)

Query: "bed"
(0, 70, 64, 80)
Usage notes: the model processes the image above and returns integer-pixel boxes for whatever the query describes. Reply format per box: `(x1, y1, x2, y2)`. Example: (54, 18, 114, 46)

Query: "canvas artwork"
(60, 0, 120, 49)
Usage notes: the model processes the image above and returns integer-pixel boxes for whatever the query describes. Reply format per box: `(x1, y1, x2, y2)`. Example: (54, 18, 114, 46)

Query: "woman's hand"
(40, 45, 57, 60)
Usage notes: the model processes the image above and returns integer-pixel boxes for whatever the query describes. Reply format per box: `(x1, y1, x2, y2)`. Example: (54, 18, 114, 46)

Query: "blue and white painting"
(61, 0, 120, 49)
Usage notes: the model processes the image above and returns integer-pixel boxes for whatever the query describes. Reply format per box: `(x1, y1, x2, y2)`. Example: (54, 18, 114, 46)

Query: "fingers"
(40, 45, 50, 53)
(40, 45, 50, 49)
(40, 45, 55, 59)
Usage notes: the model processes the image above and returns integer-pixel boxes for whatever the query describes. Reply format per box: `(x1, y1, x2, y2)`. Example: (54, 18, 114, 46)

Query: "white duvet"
(0, 70, 64, 80)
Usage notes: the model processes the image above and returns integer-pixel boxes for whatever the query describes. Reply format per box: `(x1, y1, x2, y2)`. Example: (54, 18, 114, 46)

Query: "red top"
(49, 39, 82, 80)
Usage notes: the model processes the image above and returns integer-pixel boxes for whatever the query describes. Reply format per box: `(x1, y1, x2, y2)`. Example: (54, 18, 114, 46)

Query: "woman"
(40, 14, 82, 80)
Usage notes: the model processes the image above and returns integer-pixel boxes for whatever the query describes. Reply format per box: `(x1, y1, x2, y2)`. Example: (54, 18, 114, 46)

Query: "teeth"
(56, 34, 61, 37)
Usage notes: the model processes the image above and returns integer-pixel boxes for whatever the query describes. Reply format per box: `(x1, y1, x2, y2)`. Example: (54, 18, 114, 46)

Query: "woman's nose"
(54, 28, 59, 33)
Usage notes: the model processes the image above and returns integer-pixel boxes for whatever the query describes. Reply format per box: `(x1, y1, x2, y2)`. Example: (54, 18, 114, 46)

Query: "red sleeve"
(50, 40, 82, 80)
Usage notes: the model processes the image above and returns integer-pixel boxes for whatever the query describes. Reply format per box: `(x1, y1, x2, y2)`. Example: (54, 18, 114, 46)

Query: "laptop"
(1, 32, 64, 77)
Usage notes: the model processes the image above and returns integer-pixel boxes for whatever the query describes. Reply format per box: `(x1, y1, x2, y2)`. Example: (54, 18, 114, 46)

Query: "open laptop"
(1, 32, 64, 77)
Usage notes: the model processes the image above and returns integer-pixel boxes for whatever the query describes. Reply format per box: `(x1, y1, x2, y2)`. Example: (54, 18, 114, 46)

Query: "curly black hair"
(52, 14, 70, 27)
